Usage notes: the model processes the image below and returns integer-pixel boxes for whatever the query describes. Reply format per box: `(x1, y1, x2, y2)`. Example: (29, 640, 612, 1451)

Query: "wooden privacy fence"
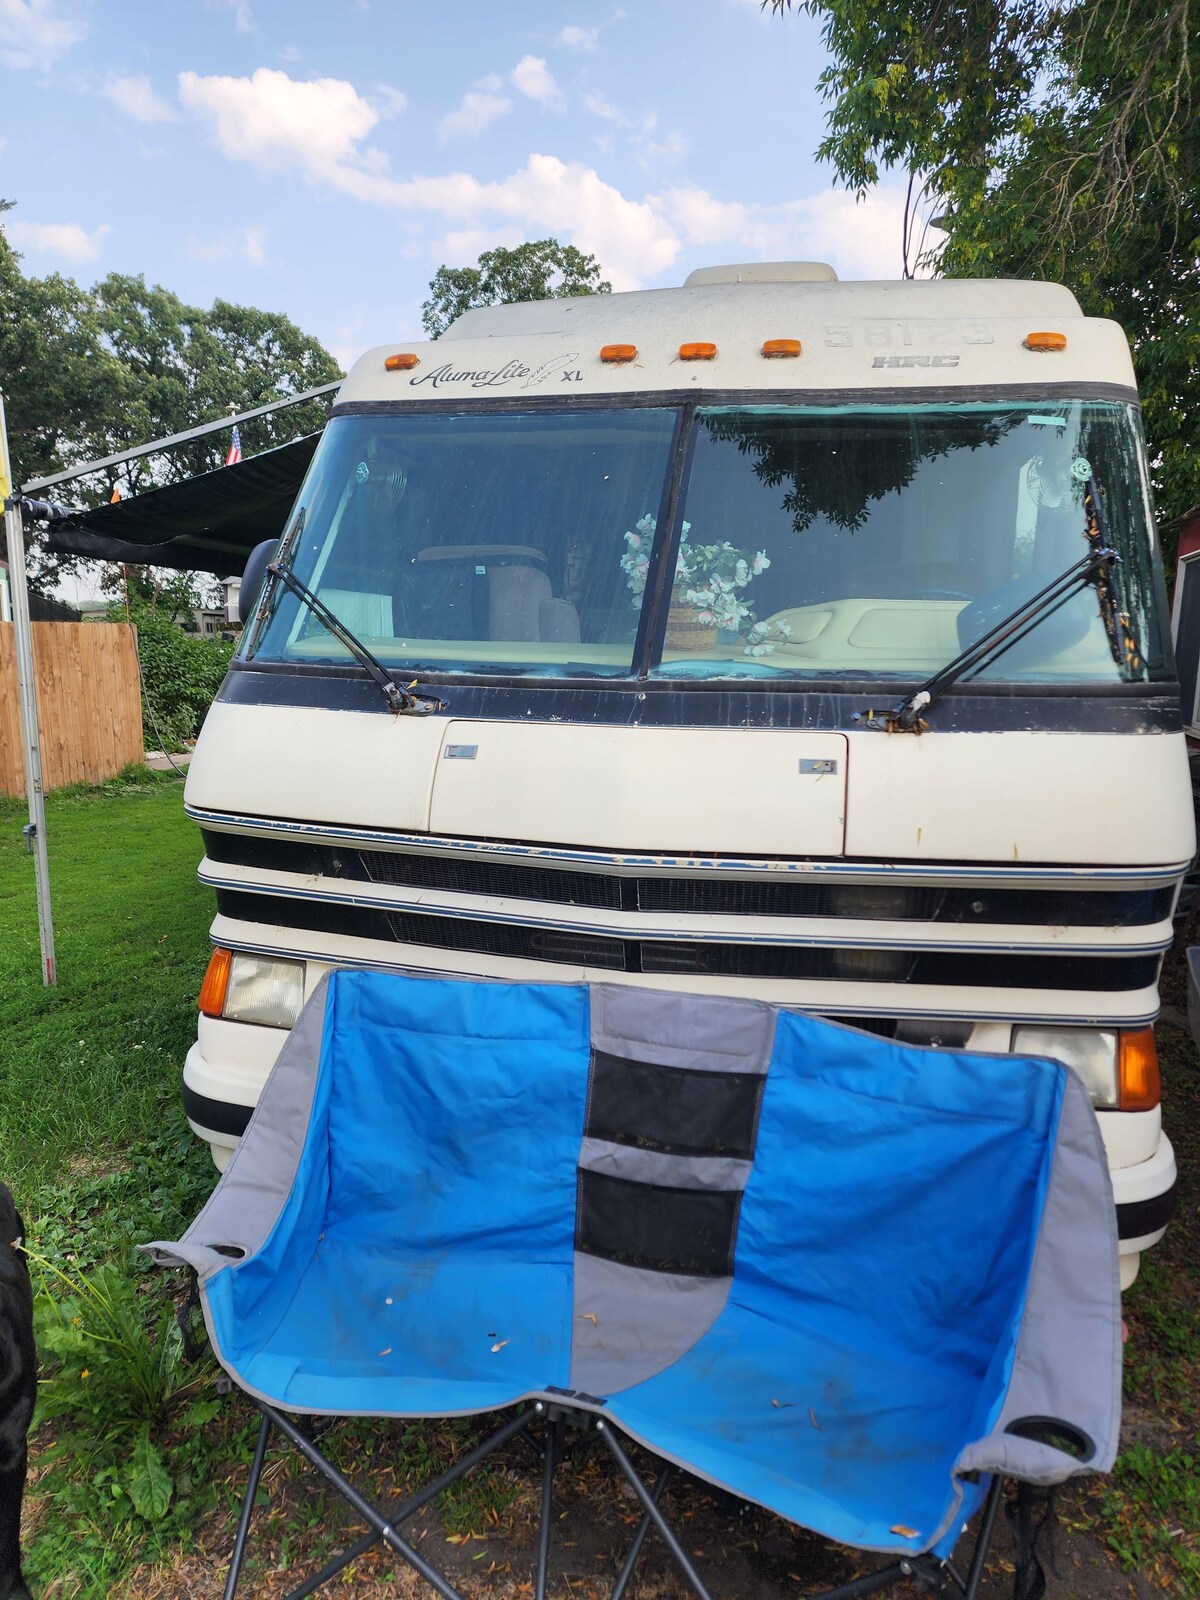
(0, 622, 144, 796)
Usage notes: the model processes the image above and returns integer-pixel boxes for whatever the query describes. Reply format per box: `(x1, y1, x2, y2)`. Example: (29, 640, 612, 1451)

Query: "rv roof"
(441, 275, 1084, 341)
(340, 270, 1132, 406)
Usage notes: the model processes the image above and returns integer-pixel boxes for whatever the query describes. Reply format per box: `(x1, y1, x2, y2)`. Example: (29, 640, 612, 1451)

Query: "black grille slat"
(362, 850, 624, 909)
(214, 889, 1161, 991)
(201, 831, 1173, 928)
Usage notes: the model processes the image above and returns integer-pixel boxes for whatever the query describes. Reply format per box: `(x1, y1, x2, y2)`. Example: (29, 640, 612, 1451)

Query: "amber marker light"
(762, 339, 802, 358)
(384, 352, 420, 371)
(600, 343, 638, 363)
(198, 946, 233, 1017)
(1023, 331, 1067, 352)
(679, 342, 717, 360)
(1117, 1027, 1161, 1111)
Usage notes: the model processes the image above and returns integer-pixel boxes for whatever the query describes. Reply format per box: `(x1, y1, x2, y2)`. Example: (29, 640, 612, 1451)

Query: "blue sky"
(0, 0, 917, 371)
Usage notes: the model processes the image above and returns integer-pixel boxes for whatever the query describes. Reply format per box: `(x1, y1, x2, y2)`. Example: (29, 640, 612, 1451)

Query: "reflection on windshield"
(246, 399, 1170, 687)
(248, 408, 678, 677)
(650, 401, 1168, 684)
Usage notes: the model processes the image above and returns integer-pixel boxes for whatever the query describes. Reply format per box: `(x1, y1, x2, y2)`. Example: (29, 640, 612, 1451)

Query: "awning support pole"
(1, 392, 57, 985)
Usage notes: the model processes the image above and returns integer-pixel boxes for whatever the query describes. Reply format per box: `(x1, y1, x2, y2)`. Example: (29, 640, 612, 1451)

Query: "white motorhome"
(183, 263, 1191, 1290)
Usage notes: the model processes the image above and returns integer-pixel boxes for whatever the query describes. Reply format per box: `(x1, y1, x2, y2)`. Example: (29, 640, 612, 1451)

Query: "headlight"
(1012, 1026, 1118, 1107)
(223, 954, 305, 1029)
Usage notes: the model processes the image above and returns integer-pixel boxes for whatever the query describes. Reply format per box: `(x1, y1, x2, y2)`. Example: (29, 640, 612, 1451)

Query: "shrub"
(128, 612, 235, 752)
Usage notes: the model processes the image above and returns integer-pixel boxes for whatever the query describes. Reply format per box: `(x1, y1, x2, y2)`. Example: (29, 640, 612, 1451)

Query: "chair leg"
(265, 1403, 468, 1600)
(224, 1412, 271, 1599)
(534, 1414, 559, 1600)
(611, 1463, 671, 1600)
(963, 1476, 1005, 1600)
(595, 1421, 715, 1600)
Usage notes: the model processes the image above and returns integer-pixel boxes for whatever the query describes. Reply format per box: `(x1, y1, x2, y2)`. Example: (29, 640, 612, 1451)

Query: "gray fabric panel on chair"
(569, 1253, 733, 1396)
(591, 985, 776, 1075)
(578, 1137, 752, 1192)
(953, 1068, 1122, 1486)
(140, 976, 331, 1279)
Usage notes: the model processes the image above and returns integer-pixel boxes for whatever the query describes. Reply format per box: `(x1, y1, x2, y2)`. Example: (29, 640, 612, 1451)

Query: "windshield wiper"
(863, 535, 1125, 734)
(265, 562, 445, 716)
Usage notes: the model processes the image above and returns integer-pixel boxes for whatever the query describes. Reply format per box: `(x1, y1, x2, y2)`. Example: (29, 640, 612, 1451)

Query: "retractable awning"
(45, 432, 319, 575)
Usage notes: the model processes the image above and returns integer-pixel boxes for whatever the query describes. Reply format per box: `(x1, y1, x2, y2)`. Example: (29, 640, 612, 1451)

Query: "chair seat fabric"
(148, 969, 1121, 1562)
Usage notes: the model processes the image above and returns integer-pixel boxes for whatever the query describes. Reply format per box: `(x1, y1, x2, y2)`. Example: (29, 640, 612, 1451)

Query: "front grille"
(202, 830, 1175, 929)
(214, 888, 1162, 992)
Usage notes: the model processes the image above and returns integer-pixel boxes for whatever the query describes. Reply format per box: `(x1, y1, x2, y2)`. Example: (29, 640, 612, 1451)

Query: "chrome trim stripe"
(206, 924, 1162, 1029)
(197, 862, 1175, 957)
(186, 805, 1190, 893)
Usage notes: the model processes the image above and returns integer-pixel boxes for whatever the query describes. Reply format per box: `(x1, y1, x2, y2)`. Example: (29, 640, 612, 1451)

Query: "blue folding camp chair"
(147, 970, 1121, 1600)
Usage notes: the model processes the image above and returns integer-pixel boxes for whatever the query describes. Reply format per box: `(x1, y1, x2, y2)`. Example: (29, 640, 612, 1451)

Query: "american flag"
(225, 425, 242, 466)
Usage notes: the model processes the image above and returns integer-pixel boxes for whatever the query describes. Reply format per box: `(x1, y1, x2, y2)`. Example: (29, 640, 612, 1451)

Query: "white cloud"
(0, 0, 85, 68)
(209, 0, 254, 33)
(6, 219, 110, 262)
(584, 89, 627, 126)
(510, 55, 564, 112)
(637, 129, 687, 169)
(279, 44, 302, 63)
(439, 75, 511, 142)
(179, 67, 384, 182)
(175, 68, 911, 291)
(373, 82, 407, 118)
(662, 183, 913, 280)
(185, 224, 267, 266)
(103, 74, 177, 123)
(556, 24, 597, 51)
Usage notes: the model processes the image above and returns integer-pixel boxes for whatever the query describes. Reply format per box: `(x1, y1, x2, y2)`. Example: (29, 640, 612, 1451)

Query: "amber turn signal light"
(762, 339, 802, 358)
(1117, 1027, 1160, 1111)
(384, 352, 420, 371)
(679, 342, 717, 360)
(1023, 331, 1067, 352)
(600, 343, 638, 363)
(198, 946, 233, 1017)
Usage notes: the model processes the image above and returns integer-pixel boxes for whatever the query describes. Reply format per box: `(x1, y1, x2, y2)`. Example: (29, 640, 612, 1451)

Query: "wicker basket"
(666, 591, 717, 651)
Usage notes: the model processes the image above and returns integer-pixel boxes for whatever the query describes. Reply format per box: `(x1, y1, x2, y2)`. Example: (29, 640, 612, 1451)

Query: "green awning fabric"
(46, 433, 319, 575)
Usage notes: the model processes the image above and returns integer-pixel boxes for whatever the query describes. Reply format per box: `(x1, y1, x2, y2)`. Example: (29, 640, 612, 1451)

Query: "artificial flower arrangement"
(620, 514, 775, 642)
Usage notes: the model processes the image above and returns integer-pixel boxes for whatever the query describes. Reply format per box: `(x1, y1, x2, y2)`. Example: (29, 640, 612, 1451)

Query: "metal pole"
(22, 379, 341, 494)
(0, 392, 56, 985)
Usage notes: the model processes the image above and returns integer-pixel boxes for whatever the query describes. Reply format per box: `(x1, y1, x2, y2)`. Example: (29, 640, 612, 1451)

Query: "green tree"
(421, 238, 612, 339)
(0, 205, 343, 590)
(91, 274, 341, 494)
(0, 226, 126, 493)
(766, 1, 1199, 528)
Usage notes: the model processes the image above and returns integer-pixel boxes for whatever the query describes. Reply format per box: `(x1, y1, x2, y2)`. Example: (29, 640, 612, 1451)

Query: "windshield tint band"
(331, 381, 1141, 418)
(216, 664, 1183, 735)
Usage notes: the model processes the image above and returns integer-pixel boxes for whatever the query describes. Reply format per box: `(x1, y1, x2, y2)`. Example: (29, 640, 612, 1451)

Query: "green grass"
(0, 768, 246, 1595)
(0, 765, 213, 1193)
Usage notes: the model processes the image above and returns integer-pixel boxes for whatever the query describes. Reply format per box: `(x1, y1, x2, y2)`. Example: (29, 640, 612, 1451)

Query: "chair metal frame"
(222, 1395, 1010, 1600)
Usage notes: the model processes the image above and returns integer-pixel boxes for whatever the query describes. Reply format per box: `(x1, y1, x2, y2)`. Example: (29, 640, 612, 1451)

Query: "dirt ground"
(117, 1417, 1163, 1600)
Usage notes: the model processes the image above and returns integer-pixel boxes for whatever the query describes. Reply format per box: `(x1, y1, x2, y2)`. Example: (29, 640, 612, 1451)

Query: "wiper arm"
(265, 562, 445, 716)
(1083, 480, 1144, 676)
(864, 541, 1121, 734)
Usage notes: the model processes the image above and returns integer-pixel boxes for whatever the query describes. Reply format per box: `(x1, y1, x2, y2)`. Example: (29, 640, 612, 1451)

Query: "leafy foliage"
(126, 598, 235, 751)
(21, 1122, 232, 1593)
(766, 1, 1199, 529)
(0, 210, 342, 590)
(421, 238, 612, 338)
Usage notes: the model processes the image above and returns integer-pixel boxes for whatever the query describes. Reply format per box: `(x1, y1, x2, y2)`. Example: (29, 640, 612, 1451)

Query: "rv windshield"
(246, 398, 1171, 685)
(247, 408, 679, 678)
(653, 400, 1170, 684)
